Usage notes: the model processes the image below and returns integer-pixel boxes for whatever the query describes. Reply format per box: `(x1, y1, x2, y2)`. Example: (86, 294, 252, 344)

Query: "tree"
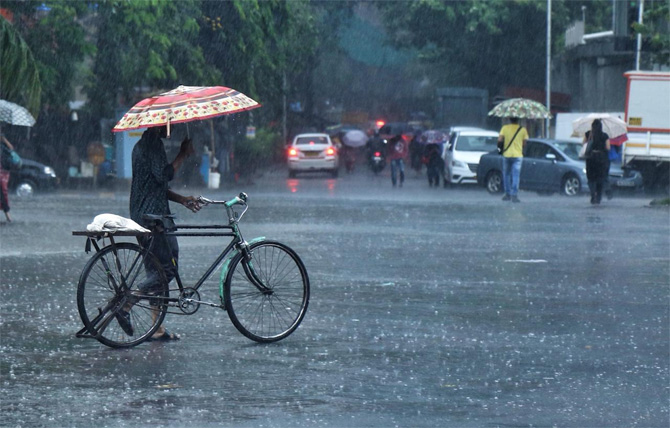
(0, 16, 41, 117)
(86, 0, 220, 119)
(632, 0, 670, 66)
(374, 0, 627, 99)
(3, 2, 93, 111)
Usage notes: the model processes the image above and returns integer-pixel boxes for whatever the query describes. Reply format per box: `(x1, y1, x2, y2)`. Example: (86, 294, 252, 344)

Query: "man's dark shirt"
(130, 130, 175, 228)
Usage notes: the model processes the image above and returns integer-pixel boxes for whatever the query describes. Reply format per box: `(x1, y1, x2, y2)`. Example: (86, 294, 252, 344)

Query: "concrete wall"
(552, 38, 635, 113)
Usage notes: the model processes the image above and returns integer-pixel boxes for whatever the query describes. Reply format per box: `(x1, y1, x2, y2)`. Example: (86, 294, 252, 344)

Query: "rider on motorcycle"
(366, 131, 386, 158)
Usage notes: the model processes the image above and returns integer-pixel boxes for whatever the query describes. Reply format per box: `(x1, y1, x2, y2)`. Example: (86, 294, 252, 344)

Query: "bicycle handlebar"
(197, 192, 248, 208)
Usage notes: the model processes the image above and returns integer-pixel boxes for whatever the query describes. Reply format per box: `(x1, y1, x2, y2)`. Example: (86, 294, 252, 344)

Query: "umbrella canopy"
(488, 98, 552, 119)
(342, 129, 367, 147)
(112, 85, 261, 133)
(0, 100, 36, 127)
(571, 113, 627, 139)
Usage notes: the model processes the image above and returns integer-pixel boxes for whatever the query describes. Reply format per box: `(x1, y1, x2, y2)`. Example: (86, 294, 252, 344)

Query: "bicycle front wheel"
(224, 240, 310, 343)
(76, 243, 169, 348)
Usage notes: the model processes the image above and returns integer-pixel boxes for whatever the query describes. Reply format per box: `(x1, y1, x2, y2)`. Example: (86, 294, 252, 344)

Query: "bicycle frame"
(139, 193, 270, 310)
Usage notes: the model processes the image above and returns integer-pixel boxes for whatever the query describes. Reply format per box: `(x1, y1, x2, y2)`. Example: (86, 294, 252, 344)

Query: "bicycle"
(72, 192, 310, 348)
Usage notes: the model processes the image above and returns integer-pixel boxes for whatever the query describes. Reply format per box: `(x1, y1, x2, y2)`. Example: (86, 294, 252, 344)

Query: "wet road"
(1, 167, 668, 427)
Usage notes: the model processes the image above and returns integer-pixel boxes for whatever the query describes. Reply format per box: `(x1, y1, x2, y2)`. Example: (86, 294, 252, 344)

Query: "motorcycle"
(366, 134, 387, 174)
(368, 146, 386, 174)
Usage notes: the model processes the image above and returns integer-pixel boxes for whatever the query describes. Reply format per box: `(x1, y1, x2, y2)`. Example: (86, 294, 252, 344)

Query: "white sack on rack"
(86, 214, 150, 233)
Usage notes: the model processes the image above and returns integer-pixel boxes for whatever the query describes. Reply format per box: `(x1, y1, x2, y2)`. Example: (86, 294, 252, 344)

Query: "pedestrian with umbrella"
(497, 117, 528, 202)
(582, 119, 611, 205)
(0, 100, 36, 222)
(112, 85, 260, 340)
(341, 129, 367, 173)
(489, 98, 551, 202)
(0, 135, 18, 222)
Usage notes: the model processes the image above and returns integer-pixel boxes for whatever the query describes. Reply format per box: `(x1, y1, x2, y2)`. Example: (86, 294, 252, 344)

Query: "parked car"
(442, 128, 499, 186)
(9, 158, 59, 197)
(287, 133, 339, 178)
(477, 138, 643, 196)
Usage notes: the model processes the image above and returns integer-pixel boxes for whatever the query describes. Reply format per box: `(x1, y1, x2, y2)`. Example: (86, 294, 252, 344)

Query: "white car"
(287, 133, 339, 178)
(443, 129, 499, 185)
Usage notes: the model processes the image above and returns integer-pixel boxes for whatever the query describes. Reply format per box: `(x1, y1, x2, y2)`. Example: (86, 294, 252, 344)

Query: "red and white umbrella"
(112, 85, 260, 133)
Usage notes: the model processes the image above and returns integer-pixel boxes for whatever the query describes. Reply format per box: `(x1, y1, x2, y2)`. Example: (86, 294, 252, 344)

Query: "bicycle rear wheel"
(224, 240, 309, 343)
(76, 242, 169, 348)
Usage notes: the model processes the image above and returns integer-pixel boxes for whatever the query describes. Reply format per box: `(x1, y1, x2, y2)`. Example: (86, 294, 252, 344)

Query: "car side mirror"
(545, 153, 557, 161)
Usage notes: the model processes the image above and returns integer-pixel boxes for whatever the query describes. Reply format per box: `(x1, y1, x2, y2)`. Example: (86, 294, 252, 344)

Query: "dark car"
(477, 138, 642, 197)
(9, 158, 59, 197)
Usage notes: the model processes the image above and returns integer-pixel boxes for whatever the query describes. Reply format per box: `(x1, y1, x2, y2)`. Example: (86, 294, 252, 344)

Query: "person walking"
(424, 143, 442, 187)
(498, 117, 528, 203)
(125, 125, 202, 341)
(583, 119, 611, 205)
(409, 131, 423, 176)
(0, 135, 17, 222)
(387, 134, 408, 187)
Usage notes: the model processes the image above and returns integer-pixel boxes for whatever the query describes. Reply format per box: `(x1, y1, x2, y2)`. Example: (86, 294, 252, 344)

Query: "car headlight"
(582, 168, 587, 175)
(453, 160, 468, 168)
(44, 166, 56, 177)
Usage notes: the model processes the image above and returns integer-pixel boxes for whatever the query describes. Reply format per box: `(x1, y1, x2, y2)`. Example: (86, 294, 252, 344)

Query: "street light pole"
(545, 0, 552, 137)
(635, 0, 644, 70)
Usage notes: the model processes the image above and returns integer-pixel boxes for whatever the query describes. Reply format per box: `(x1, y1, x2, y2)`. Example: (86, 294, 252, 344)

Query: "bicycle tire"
(224, 240, 309, 343)
(76, 242, 169, 348)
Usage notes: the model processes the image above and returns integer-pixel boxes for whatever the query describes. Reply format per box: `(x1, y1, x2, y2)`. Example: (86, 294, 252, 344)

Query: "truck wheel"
(486, 170, 503, 194)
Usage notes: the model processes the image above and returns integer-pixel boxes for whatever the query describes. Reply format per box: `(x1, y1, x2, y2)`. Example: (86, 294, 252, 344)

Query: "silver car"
(287, 133, 339, 178)
(477, 138, 642, 196)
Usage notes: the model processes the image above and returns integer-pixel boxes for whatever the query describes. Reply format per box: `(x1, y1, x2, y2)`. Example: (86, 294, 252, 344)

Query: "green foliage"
(632, 0, 670, 66)
(233, 127, 279, 176)
(11, 2, 93, 109)
(375, 0, 628, 96)
(0, 17, 41, 117)
(86, 0, 221, 118)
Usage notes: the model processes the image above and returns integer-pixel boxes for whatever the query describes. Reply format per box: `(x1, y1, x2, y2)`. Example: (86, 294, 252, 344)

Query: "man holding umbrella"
(125, 125, 202, 341)
(498, 117, 528, 203)
(112, 85, 261, 340)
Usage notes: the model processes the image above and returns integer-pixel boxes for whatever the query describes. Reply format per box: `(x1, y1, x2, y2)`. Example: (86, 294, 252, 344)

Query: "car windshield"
(553, 141, 582, 161)
(456, 135, 498, 152)
(296, 136, 328, 145)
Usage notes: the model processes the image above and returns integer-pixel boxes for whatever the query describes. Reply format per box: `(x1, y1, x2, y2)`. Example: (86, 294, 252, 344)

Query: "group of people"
(372, 131, 444, 188)
(497, 117, 611, 204)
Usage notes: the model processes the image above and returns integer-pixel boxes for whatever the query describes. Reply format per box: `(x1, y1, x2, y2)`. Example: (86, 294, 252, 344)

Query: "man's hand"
(182, 195, 202, 213)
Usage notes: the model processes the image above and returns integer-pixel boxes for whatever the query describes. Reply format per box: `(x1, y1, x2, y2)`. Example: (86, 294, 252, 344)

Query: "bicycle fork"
(238, 242, 272, 295)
